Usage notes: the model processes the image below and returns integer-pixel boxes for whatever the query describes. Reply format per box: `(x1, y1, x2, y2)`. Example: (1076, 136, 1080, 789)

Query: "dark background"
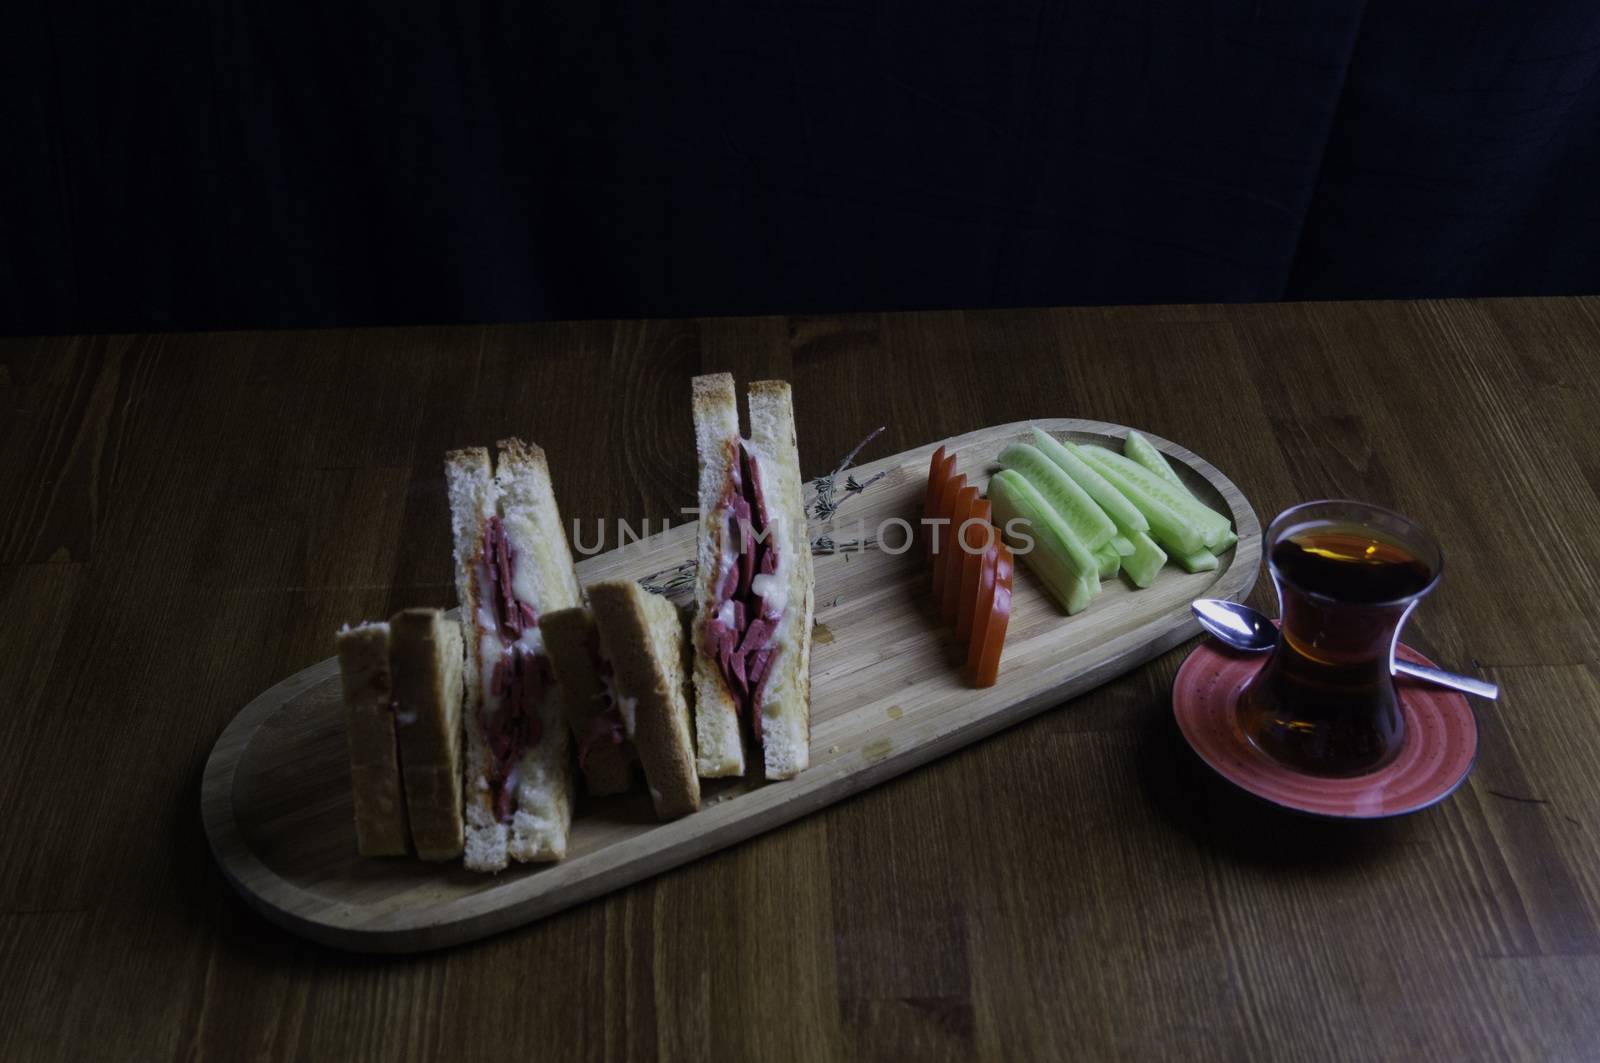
(7, 1, 1600, 336)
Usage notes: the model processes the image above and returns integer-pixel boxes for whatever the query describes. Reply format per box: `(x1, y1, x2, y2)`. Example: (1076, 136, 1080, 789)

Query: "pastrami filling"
(703, 441, 782, 738)
(479, 515, 548, 823)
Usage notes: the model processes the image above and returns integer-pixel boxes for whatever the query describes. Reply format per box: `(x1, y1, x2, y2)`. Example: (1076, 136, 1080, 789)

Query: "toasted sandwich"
(587, 579, 700, 818)
(690, 374, 815, 780)
(542, 604, 638, 797)
(387, 607, 466, 861)
(336, 621, 409, 856)
(446, 438, 583, 872)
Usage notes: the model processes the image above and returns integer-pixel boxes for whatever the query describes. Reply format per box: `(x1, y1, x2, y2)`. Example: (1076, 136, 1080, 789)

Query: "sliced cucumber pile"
(984, 427, 1235, 607)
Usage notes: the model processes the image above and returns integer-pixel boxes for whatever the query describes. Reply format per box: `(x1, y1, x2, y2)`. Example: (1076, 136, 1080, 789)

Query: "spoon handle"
(1394, 660, 1499, 700)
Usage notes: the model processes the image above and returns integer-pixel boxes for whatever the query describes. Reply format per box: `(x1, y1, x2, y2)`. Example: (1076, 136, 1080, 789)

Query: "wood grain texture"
(201, 420, 1258, 951)
(4, 298, 1600, 1059)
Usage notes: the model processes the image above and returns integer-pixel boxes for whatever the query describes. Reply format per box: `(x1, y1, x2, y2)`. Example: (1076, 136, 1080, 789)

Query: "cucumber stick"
(997, 443, 1117, 550)
(1110, 535, 1135, 557)
(1093, 445, 1230, 540)
(988, 470, 1097, 614)
(1124, 432, 1241, 556)
(1073, 445, 1205, 555)
(1081, 446, 1229, 551)
(1123, 430, 1187, 493)
(1120, 530, 1167, 588)
(1174, 548, 1219, 573)
(1029, 427, 1149, 533)
(1093, 541, 1121, 580)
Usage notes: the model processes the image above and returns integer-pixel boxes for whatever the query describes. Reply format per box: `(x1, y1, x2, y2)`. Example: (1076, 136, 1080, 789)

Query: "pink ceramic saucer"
(1172, 639, 1478, 819)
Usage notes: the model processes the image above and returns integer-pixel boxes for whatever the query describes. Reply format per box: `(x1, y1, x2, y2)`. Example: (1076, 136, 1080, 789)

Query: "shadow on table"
(1133, 693, 1410, 868)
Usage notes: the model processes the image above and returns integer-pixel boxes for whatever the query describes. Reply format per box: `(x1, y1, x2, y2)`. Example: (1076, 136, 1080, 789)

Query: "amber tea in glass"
(1237, 500, 1442, 776)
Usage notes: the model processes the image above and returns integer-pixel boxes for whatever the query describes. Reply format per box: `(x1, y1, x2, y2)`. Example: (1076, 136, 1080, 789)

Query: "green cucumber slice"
(996, 443, 1116, 550)
(1081, 446, 1230, 550)
(1215, 529, 1238, 552)
(1123, 430, 1188, 493)
(988, 470, 1097, 614)
(1120, 530, 1167, 588)
(1111, 535, 1135, 557)
(1174, 547, 1219, 573)
(1073, 446, 1205, 555)
(1093, 541, 1121, 580)
(1029, 427, 1149, 533)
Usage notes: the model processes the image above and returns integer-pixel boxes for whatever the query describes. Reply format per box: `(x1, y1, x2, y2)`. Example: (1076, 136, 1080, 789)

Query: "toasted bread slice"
(336, 621, 409, 857)
(690, 373, 747, 777)
(445, 446, 504, 870)
(543, 604, 637, 796)
(589, 580, 700, 819)
(747, 380, 814, 779)
(445, 439, 580, 872)
(388, 608, 466, 861)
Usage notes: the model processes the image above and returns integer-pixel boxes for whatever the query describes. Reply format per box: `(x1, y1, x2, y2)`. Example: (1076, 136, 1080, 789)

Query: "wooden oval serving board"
(202, 419, 1260, 952)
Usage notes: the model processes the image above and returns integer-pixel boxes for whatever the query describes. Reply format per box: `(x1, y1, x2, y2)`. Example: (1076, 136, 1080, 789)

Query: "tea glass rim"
(1264, 498, 1444, 609)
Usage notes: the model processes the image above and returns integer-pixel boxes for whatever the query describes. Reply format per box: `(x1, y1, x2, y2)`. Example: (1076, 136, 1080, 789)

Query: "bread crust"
(589, 580, 700, 819)
(336, 622, 409, 857)
(388, 608, 466, 861)
(690, 373, 746, 777)
(542, 604, 636, 796)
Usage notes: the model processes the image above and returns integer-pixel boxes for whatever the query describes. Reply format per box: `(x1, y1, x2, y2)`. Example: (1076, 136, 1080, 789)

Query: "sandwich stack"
(333, 374, 817, 871)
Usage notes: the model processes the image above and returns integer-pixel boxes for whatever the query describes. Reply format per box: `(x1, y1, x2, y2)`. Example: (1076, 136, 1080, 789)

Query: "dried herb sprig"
(810, 535, 880, 555)
(810, 425, 888, 520)
(638, 558, 698, 596)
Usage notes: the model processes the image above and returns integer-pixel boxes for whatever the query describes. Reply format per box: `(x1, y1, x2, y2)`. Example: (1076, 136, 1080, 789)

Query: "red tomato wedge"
(955, 498, 993, 641)
(930, 470, 965, 597)
(925, 452, 958, 563)
(970, 544, 1014, 687)
(941, 485, 979, 624)
(966, 545, 1000, 675)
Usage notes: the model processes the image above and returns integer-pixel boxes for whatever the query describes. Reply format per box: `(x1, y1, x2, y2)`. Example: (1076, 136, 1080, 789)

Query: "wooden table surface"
(4, 297, 1600, 1061)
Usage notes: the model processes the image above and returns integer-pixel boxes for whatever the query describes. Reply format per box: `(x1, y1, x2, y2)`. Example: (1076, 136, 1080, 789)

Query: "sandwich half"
(691, 374, 815, 780)
(446, 438, 582, 872)
(588, 579, 700, 818)
(542, 604, 637, 797)
(336, 621, 409, 856)
(388, 607, 466, 861)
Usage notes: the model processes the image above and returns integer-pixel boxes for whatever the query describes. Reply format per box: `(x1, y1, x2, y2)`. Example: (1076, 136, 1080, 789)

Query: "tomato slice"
(930, 470, 965, 597)
(925, 453, 958, 563)
(941, 485, 979, 624)
(972, 544, 1014, 687)
(966, 545, 1000, 674)
(955, 497, 993, 641)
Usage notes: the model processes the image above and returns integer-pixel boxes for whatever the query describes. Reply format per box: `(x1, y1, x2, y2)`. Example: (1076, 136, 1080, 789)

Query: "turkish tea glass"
(1237, 500, 1443, 777)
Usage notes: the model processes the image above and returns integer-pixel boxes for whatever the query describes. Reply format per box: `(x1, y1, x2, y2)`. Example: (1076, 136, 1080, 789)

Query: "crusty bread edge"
(336, 622, 410, 857)
(690, 373, 746, 777)
(388, 608, 466, 862)
(542, 604, 636, 796)
(590, 580, 700, 819)
(444, 447, 508, 871)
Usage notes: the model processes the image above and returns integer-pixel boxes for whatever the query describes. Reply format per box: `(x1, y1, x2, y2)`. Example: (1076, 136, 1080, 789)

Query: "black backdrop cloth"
(7, 2, 1599, 334)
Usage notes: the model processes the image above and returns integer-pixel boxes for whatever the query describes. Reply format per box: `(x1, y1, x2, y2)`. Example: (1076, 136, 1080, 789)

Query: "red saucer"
(1172, 639, 1478, 818)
